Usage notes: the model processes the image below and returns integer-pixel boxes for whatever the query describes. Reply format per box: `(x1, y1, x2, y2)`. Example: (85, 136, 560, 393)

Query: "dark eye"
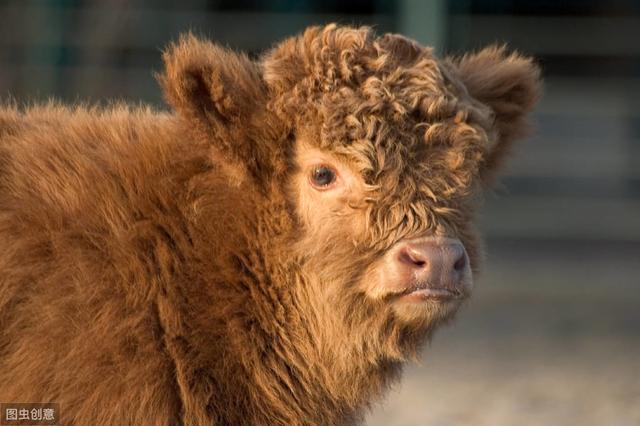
(310, 166, 337, 188)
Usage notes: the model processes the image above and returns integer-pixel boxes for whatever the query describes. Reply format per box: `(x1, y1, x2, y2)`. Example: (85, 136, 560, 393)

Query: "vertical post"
(397, 0, 446, 52)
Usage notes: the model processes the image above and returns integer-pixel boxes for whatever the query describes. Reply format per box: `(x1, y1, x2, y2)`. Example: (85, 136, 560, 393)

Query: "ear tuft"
(448, 45, 542, 179)
(158, 33, 279, 184)
(453, 45, 541, 140)
(159, 33, 265, 128)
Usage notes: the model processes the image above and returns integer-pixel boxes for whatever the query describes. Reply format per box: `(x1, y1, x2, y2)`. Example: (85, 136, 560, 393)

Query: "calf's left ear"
(447, 46, 542, 181)
(159, 34, 274, 181)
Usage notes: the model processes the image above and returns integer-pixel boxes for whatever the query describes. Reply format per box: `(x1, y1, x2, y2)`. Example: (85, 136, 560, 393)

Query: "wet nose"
(396, 237, 468, 288)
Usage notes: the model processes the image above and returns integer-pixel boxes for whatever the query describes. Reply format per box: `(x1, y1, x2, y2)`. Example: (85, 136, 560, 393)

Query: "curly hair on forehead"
(262, 24, 497, 250)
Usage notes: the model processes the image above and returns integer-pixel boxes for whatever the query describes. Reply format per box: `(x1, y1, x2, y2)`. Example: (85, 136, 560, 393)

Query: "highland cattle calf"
(0, 24, 541, 425)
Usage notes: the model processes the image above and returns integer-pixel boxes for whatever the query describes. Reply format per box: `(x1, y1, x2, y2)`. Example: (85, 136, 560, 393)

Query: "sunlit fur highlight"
(0, 25, 541, 425)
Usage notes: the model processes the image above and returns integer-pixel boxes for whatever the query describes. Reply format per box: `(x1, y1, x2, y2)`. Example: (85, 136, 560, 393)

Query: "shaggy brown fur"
(0, 25, 541, 425)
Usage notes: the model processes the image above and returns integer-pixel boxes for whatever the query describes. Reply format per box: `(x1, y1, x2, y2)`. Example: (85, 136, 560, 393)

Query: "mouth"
(394, 283, 465, 303)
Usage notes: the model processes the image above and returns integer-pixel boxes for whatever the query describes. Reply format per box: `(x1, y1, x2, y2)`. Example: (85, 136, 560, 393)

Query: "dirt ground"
(366, 240, 640, 426)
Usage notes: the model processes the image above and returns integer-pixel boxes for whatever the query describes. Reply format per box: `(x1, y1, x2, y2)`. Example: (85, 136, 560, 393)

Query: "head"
(160, 25, 541, 358)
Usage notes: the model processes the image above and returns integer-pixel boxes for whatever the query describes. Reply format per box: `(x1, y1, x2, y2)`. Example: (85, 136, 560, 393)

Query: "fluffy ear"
(448, 46, 542, 180)
(159, 34, 273, 181)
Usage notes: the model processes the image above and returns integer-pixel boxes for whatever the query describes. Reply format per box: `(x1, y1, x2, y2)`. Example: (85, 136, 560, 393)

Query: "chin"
(390, 296, 466, 327)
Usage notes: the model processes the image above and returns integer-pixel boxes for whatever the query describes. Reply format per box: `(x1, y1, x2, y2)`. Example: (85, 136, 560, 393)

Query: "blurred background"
(1, 0, 638, 424)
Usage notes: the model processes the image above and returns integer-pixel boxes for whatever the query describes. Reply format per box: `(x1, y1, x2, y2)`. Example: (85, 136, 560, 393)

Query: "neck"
(166, 174, 408, 424)
(167, 245, 404, 424)
(215, 270, 405, 425)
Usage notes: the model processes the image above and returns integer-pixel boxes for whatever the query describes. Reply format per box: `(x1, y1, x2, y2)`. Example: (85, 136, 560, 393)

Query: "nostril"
(453, 253, 466, 272)
(398, 248, 427, 268)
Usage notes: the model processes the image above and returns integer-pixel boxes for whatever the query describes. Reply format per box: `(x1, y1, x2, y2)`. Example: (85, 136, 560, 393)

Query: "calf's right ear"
(158, 34, 274, 180)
